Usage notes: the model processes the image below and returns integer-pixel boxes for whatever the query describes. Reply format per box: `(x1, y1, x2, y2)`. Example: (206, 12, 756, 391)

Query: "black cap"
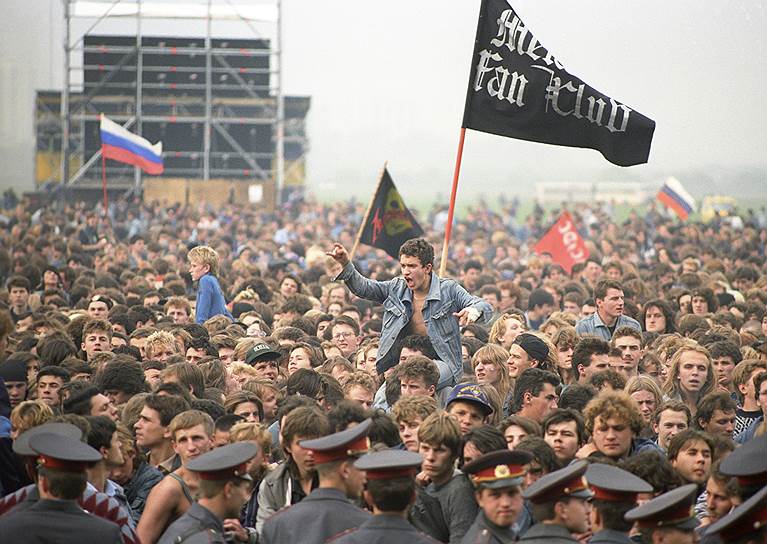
(299, 419, 371, 465)
(244, 341, 281, 365)
(354, 450, 423, 481)
(705, 483, 767, 541)
(187, 442, 259, 481)
(625, 483, 699, 531)
(29, 432, 101, 472)
(513, 333, 549, 362)
(523, 460, 592, 503)
(13, 423, 84, 457)
(720, 434, 767, 489)
(462, 450, 532, 489)
(0, 360, 27, 383)
(586, 463, 652, 503)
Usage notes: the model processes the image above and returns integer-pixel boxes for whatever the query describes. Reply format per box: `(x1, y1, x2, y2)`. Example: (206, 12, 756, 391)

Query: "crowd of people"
(0, 191, 766, 543)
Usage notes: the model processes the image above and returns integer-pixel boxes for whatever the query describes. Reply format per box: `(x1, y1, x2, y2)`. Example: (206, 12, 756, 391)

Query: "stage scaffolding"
(52, 0, 304, 200)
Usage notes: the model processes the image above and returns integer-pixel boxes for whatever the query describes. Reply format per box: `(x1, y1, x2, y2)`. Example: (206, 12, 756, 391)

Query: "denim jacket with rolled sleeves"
(336, 262, 493, 384)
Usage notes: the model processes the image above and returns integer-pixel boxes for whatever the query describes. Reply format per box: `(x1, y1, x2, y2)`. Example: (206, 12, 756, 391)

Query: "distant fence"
(534, 181, 651, 205)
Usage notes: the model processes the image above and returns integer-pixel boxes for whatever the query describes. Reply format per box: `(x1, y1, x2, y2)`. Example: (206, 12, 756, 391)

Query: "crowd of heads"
(1, 193, 767, 541)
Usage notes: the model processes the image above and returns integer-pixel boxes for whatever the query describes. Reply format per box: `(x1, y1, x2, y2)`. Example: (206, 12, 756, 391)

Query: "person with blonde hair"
(471, 344, 511, 408)
(187, 245, 232, 324)
(9, 400, 53, 440)
(625, 374, 663, 427)
(229, 361, 261, 387)
(144, 330, 180, 362)
(227, 421, 274, 531)
(137, 410, 214, 544)
(488, 313, 526, 349)
(661, 341, 716, 417)
(341, 371, 377, 410)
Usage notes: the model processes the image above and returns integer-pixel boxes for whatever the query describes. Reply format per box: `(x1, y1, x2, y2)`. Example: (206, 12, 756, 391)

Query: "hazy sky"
(1, 1, 766, 202)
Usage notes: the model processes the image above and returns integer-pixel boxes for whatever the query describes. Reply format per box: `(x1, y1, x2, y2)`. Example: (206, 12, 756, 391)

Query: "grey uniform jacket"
(461, 511, 517, 544)
(157, 502, 225, 544)
(0, 498, 122, 544)
(518, 523, 578, 544)
(589, 529, 634, 544)
(261, 487, 371, 544)
(329, 514, 441, 544)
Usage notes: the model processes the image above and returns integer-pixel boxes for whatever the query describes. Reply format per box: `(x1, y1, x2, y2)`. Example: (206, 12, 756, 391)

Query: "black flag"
(358, 168, 424, 260)
(462, 0, 655, 167)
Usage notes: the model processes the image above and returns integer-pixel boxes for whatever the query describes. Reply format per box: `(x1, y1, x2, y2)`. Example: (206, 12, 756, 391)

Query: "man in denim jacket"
(327, 238, 492, 390)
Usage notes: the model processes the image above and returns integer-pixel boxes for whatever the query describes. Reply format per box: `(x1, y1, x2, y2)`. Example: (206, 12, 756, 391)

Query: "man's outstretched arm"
(450, 283, 494, 326)
(327, 243, 390, 303)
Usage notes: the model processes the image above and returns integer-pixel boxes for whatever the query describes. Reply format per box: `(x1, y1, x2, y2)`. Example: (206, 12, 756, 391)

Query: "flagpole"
(349, 161, 387, 262)
(438, 127, 467, 277)
(101, 154, 108, 217)
(438, 0, 485, 277)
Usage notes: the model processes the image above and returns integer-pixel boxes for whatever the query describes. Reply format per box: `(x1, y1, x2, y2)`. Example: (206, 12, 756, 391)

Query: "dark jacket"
(0, 484, 138, 544)
(261, 487, 371, 544)
(123, 460, 163, 521)
(0, 498, 122, 544)
(590, 528, 634, 544)
(330, 514, 441, 544)
(518, 523, 578, 543)
(419, 472, 479, 544)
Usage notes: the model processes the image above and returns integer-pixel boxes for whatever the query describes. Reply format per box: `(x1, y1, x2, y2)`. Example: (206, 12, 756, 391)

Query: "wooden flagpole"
(349, 161, 388, 261)
(438, 127, 467, 276)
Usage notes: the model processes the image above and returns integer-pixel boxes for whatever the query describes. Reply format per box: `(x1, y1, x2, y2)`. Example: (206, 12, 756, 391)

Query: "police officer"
(157, 442, 259, 544)
(0, 432, 122, 544)
(704, 483, 767, 544)
(460, 449, 533, 543)
(519, 460, 592, 544)
(0, 422, 139, 544)
(586, 463, 652, 544)
(720, 434, 767, 499)
(261, 419, 372, 544)
(330, 450, 439, 543)
(625, 483, 699, 544)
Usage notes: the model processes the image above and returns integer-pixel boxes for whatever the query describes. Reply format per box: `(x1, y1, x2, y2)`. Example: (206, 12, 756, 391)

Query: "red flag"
(533, 212, 589, 273)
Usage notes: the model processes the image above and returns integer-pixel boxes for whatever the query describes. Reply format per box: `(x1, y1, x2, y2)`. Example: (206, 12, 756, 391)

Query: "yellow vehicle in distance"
(700, 195, 737, 223)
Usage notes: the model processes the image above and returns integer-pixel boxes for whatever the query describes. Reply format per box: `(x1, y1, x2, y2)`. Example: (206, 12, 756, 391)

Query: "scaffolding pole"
(134, 0, 143, 191)
(275, 0, 284, 202)
(204, 0, 212, 181)
(61, 0, 71, 192)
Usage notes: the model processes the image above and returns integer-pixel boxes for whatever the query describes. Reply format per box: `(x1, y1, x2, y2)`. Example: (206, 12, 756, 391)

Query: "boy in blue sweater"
(187, 246, 233, 324)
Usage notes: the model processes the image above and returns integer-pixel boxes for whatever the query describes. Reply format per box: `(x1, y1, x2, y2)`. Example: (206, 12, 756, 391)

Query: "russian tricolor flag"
(100, 114, 164, 175)
(657, 177, 695, 221)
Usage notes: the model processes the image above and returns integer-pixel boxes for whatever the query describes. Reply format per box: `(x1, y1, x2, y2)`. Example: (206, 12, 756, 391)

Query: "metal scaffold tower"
(47, 0, 306, 200)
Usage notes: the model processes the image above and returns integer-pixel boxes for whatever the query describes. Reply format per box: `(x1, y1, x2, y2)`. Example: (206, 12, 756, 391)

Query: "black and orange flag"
(356, 166, 424, 260)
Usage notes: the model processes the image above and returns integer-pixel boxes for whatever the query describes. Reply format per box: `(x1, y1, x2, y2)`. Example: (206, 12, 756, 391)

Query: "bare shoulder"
(149, 473, 184, 501)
